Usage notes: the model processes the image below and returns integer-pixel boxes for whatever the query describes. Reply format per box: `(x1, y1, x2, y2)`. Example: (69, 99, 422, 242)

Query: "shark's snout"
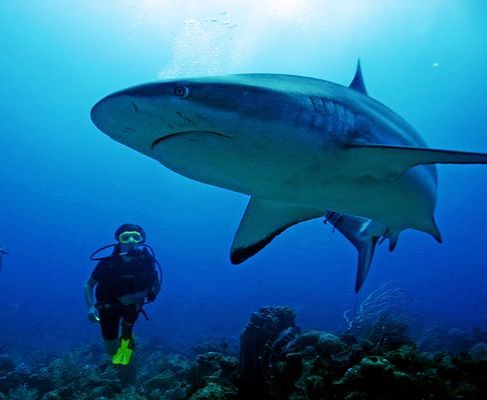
(90, 96, 110, 132)
(91, 93, 140, 138)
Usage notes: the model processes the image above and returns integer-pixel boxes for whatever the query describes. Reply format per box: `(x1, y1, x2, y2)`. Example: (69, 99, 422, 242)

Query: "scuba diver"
(84, 224, 161, 365)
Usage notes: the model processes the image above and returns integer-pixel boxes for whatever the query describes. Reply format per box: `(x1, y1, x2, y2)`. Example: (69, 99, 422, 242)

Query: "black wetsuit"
(91, 248, 159, 341)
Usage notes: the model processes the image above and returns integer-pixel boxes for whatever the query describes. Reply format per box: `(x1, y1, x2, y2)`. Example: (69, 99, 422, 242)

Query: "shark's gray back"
(227, 73, 436, 184)
(217, 73, 429, 148)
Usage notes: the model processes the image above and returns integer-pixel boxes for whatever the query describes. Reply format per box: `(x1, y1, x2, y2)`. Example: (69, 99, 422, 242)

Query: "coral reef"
(419, 324, 487, 353)
(469, 342, 487, 362)
(239, 306, 297, 398)
(343, 282, 419, 352)
(1, 305, 487, 399)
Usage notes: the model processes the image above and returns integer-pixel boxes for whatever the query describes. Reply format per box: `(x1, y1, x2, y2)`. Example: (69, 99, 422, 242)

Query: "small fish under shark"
(91, 62, 487, 291)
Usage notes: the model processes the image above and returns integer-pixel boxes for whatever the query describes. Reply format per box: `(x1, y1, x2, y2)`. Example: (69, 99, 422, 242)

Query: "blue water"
(1, 1, 486, 352)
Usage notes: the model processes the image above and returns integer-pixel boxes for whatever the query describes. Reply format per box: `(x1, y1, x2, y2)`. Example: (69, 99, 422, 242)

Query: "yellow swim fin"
(112, 338, 134, 365)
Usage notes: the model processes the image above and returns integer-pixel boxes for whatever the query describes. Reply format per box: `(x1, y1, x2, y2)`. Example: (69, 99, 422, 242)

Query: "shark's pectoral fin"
(344, 144, 487, 180)
(230, 198, 323, 264)
(326, 212, 390, 292)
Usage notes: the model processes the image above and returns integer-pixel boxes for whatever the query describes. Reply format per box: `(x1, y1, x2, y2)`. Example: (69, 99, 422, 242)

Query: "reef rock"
(335, 356, 413, 399)
(283, 331, 345, 358)
(469, 342, 487, 362)
(189, 352, 239, 399)
(271, 332, 347, 399)
(239, 306, 297, 398)
(0, 355, 24, 393)
(0, 355, 14, 374)
(144, 370, 180, 393)
(190, 382, 234, 400)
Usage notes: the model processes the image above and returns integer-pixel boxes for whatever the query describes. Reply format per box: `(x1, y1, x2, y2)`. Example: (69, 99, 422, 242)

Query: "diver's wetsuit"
(91, 248, 159, 341)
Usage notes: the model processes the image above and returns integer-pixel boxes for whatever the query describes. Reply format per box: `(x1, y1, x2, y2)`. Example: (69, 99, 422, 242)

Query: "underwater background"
(1, 0, 487, 362)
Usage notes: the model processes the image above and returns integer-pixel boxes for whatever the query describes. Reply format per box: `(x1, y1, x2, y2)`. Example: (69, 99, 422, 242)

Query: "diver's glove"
(87, 306, 100, 323)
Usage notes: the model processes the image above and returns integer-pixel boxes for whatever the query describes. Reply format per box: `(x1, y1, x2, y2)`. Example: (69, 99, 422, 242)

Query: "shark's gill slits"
(308, 97, 355, 133)
(151, 131, 233, 149)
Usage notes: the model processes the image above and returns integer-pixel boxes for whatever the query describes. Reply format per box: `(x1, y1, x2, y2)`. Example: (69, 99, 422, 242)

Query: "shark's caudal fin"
(230, 198, 322, 264)
(343, 144, 487, 180)
(325, 212, 397, 292)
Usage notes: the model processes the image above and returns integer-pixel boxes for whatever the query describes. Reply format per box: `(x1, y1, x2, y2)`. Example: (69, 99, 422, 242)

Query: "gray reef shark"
(91, 62, 487, 291)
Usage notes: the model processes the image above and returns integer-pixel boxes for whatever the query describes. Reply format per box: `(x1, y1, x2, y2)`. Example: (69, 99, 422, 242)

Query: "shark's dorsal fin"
(349, 59, 368, 95)
(230, 197, 322, 264)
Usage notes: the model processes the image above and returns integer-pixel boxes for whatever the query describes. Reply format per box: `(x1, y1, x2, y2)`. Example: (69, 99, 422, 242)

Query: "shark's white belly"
(152, 131, 435, 231)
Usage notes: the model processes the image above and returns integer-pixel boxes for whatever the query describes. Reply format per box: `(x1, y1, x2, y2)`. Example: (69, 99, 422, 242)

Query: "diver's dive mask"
(118, 230, 144, 244)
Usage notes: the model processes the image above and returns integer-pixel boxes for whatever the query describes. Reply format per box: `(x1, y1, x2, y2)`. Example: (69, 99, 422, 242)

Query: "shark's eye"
(174, 85, 189, 98)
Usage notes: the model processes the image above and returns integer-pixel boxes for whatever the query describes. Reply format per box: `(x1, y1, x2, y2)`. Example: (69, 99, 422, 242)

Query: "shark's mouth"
(151, 130, 233, 150)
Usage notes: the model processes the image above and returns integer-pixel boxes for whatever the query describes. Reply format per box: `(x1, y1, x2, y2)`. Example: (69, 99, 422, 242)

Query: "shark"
(90, 62, 487, 291)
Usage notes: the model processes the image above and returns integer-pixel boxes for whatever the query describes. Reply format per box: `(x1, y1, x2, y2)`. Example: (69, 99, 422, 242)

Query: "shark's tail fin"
(325, 212, 393, 292)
